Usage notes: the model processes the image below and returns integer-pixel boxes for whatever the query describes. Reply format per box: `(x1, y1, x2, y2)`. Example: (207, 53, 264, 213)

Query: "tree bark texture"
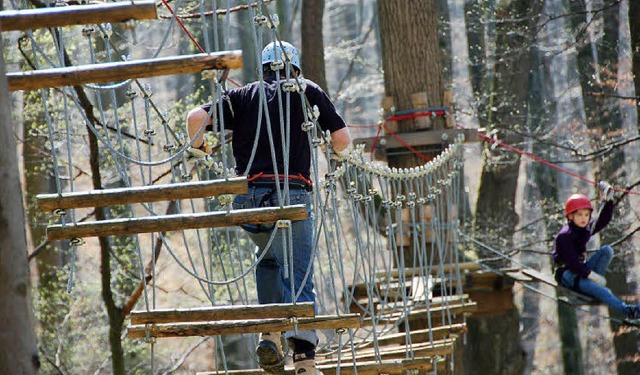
(378, 0, 444, 141)
(629, 1, 640, 107)
(592, 4, 640, 374)
(468, 1, 543, 374)
(62, 39, 126, 372)
(301, 0, 328, 92)
(0, 38, 40, 375)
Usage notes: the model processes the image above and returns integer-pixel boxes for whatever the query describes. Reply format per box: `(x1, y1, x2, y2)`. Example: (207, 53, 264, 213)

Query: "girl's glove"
(598, 181, 614, 201)
(587, 272, 606, 286)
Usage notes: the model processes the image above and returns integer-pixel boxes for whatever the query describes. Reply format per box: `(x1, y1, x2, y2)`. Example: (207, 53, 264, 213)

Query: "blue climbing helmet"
(261, 41, 301, 72)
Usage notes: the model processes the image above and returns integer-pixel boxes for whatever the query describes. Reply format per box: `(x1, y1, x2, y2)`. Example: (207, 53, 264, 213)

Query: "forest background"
(1, 0, 639, 374)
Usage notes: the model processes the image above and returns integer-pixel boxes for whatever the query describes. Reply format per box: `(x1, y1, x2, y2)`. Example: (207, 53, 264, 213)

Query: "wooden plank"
(8, 51, 242, 91)
(464, 271, 514, 292)
(353, 128, 480, 152)
(362, 300, 477, 327)
(337, 323, 466, 351)
(505, 271, 532, 282)
(130, 302, 315, 325)
(374, 262, 481, 279)
(0, 1, 158, 31)
(521, 268, 558, 287)
(46, 205, 307, 240)
(521, 268, 599, 305)
(37, 177, 248, 211)
(196, 357, 446, 375)
(319, 339, 455, 363)
(127, 314, 361, 338)
(467, 289, 515, 317)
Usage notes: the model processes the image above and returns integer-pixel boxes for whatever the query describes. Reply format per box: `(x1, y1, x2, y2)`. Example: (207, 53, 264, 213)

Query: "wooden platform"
(354, 128, 480, 153)
(127, 314, 361, 339)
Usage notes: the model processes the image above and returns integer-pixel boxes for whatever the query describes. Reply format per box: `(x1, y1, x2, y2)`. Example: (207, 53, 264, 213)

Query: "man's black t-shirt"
(202, 75, 346, 179)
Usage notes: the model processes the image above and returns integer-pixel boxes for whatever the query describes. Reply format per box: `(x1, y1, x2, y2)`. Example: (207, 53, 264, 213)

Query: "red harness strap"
(247, 172, 312, 187)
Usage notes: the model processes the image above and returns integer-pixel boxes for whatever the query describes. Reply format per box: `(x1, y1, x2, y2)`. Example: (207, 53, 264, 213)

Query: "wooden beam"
(196, 357, 446, 375)
(373, 262, 481, 279)
(319, 339, 455, 363)
(0, 1, 158, 31)
(127, 314, 361, 338)
(8, 51, 242, 91)
(521, 268, 599, 305)
(37, 177, 248, 211)
(369, 323, 466, 347)
(353, 128, 480, 153)
(46, 205, 308, 240)
(130, 302, 315, 325)
(362, 300, 477, 327)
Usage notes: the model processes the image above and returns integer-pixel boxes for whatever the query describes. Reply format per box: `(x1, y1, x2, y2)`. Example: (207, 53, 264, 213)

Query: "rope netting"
(9, 0, 470, 372)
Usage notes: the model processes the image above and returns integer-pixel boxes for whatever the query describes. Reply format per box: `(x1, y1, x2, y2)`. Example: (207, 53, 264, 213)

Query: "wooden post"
(127, 314, 361, 338)
(8, 51, 242, 91)
(381, 96, 397, 132)
(130, 302, 315, 325)
(46, 205, 308, 240)
(37, 177, 248, 211)
(0, 1, 158, 31)
(410, 91, 433, 129)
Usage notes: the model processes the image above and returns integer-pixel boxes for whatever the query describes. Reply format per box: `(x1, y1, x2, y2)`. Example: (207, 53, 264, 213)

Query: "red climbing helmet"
(564, 194, 593, 217)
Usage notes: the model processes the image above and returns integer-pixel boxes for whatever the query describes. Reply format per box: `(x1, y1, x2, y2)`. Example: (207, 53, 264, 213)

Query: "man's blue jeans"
(233, 186, 318, 346)
(559, 245, 632, 315)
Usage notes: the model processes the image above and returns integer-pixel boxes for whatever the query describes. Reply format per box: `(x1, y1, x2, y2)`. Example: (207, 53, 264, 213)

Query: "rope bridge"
(5, 1, 474, 373)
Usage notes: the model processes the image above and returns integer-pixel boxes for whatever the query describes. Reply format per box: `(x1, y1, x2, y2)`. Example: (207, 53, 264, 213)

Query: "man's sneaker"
(256, 332, 285, 375)
(293, 351, 323, 375)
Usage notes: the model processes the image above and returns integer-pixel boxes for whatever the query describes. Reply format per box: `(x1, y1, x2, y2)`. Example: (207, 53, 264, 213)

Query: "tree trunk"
(301, 0, 328, 92)
(590, 3, 640, 374)
(629, 0, 640, 104)
(467, 1, 543, 373)
(0, 38, 40, 375)
(377, 0, 457, 369)
(64, 43, 126, 373)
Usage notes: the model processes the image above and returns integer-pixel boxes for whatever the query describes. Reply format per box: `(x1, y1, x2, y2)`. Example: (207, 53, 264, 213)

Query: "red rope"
(382, 123, 434, 162)
(369, 124, 383, 161)
(160, 0, 242, 88)
(348, 117, 638, 195)
(385, 109, 449, 122)
(464, 125, 639, 196)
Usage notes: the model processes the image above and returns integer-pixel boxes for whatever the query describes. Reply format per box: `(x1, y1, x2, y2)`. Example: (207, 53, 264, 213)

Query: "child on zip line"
(553, 181, 640, 321)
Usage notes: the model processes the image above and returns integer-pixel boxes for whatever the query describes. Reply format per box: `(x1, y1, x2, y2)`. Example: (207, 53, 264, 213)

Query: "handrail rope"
(351, 109, 639, 196)
(159, 0, 242, 87)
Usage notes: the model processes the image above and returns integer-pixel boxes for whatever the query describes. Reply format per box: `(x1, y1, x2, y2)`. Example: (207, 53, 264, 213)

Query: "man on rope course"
(187, 41, 351, 375)
(552, 181, 640, 323)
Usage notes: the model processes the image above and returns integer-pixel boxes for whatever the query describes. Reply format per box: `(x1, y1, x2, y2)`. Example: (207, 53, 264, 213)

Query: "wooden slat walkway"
(197, 357, 447, 375)
(130, 302, 315, 325)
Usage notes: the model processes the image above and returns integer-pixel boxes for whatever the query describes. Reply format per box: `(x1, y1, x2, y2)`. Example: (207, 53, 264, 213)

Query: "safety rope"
(19, 3, 471, 372)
